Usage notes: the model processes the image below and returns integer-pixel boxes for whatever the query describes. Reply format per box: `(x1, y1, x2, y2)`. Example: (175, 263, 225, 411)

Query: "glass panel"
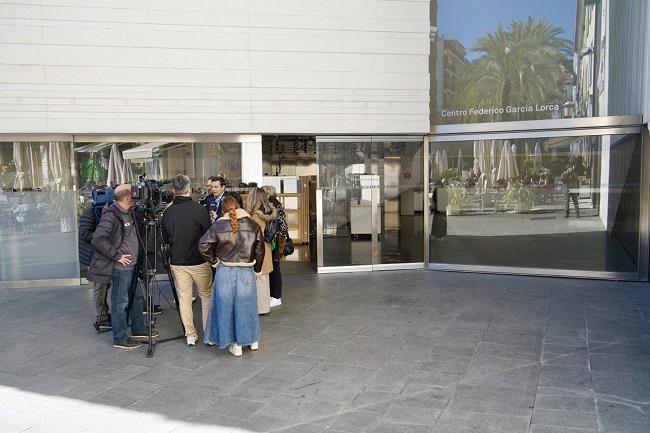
(431, 1, 605, 124)
(374, 140, 425, 264)
(0, 141, 80, 282)
(429, 133, 642, 273)
(318, 140, 374, 266)
(73, 141, 245, 278)
(74, 141, 243, 195)
(318, 138, 425, 267)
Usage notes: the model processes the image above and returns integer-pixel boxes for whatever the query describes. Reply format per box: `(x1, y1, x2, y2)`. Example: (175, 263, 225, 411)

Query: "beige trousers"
(256, 273, 270, 314)
(170, 262, 213, 338)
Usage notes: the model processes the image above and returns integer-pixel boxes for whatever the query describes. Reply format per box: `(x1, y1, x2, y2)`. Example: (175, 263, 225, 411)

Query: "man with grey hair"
(161, 175, 213, 346)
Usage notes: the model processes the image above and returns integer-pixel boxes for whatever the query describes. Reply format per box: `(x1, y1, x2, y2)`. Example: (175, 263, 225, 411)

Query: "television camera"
(131, 175, 174, 216)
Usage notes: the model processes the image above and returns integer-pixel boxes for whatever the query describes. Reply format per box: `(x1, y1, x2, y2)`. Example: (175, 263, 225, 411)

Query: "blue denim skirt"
(204, 263, 259, 348)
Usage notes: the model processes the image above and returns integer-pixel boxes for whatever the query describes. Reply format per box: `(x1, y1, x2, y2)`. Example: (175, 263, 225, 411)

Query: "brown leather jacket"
(197, 209, 265, 273)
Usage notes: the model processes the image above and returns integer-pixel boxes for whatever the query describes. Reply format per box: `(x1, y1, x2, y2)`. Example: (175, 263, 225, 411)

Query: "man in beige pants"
(161, 175, 213, 346)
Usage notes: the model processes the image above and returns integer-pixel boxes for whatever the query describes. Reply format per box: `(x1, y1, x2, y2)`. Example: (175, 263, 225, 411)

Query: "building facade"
(0, 0, 649, 287)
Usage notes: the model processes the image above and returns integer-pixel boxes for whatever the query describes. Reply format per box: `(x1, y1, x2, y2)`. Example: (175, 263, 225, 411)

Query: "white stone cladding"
(0, 0, 430, 134)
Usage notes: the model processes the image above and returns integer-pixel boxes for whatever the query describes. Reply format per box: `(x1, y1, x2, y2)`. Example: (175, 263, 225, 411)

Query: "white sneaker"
(270, 297, 282, 308)
(186, 336, 197, 346)
(250, 341, 259, 350)
(229, 343, 242, 357)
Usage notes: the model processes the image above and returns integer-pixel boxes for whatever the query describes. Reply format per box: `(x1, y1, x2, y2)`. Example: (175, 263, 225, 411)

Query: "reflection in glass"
(429, 134, 641, 274)
(0, 142, 80, 282)
(73, 141, 246, 277)
(430, 0, 607, 124)
(74, 142, 243, 194)
(318, 138, 424, 267)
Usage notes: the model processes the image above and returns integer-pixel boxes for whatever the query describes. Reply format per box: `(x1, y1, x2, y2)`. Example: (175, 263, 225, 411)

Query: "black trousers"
(269, 259, 282, 299)
(565, 192, 580, 216)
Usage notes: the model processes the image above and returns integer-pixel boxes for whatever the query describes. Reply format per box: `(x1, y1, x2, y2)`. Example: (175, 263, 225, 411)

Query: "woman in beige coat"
(247, 187, 277, 314)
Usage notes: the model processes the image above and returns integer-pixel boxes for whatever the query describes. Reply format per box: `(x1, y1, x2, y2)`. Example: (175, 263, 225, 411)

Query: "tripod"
(136, 212, 186, 358)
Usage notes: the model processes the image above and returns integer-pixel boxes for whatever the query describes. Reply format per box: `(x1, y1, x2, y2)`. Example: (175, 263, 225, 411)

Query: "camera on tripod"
(131, 174, 173, 215)
(128, 175, 186, 357)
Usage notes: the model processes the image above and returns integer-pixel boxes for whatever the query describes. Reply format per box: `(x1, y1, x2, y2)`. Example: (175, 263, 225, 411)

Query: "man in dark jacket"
(79, 187, 115, 332)
(88, 184, 159, 349)
(161, 175, 213, 346)
(79, 205, 111, 331)
(201, 175, 243, 220)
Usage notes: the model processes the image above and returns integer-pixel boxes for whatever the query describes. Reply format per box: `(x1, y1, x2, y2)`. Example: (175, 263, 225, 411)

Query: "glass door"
(316, 136, 425, 272)
(374, 138, 425, 266)
(317, 137, 376, 269)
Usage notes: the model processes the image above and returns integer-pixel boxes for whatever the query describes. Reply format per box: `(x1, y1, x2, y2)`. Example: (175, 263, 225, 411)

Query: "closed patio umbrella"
(26, 143, 43, 188)
(533, 143, 543, 169)
(473, 140, 480, 172)
(434, 149, 442, 174)
(123, 159, 136, 184)
(473, 140, 489, 174)
(12, 142, 27, 190)
(581, 140, 592, 168)
(69, 142, 77, 190)
(497, 140, 519, 181)
(457, 149, 463, 175)
(48, 142, 68, 178)
(48, 141, 71, 190)
(107, 143, 125, 185)
(489, 140, 496, 171)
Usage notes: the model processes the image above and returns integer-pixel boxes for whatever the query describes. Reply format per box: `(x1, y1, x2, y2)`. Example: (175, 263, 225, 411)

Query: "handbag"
(283, 237, 295, 256)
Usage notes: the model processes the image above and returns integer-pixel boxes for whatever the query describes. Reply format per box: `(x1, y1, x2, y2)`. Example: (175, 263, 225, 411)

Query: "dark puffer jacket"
(78, 206, 97, 267)
(197, 208, 265, 273)
(87, 203, 128, 284)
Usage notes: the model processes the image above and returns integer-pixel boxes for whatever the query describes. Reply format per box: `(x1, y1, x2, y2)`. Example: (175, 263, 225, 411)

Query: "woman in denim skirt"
(198, 196, 266, 356)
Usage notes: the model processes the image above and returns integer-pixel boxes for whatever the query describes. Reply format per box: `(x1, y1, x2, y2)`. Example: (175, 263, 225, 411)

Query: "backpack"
(92, 188, 114, 221)
(263, 218, 281, 244)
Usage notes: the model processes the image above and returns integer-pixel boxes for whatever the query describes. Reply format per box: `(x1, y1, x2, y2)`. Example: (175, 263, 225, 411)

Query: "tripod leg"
(139, 273, 157, 358)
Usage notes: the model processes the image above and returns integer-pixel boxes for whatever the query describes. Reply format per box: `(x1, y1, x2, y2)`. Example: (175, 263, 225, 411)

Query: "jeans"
(204, 263, 259, 348)
(111, 269, 145, 344)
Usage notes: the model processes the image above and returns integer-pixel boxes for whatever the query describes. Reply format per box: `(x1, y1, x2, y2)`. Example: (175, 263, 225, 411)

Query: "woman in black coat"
(262, 185, 289, 307)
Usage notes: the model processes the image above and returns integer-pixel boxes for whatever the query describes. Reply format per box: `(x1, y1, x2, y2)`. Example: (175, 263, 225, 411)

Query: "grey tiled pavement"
(1, 270, 649, 433)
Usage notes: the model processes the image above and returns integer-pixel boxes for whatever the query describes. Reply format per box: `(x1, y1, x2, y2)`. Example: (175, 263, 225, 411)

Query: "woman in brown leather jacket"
(198, 196, 265, 356)
(246, 187, 277, 315)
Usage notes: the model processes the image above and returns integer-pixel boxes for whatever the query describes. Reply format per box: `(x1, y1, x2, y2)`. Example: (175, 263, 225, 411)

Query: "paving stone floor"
(0, 270, 649, 433)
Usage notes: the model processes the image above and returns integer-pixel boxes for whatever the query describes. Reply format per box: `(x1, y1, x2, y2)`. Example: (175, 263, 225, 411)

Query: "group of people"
(82, 174, 289, 357)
